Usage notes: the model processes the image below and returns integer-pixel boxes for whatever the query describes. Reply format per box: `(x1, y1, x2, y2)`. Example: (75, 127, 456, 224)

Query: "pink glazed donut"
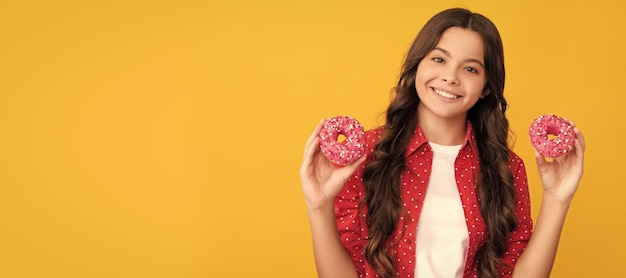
(528, 114, 575, 158)
(319, 116, 366, 166)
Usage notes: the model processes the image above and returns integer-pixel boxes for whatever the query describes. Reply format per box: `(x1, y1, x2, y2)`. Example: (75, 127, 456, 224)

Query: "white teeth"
(435, 89, 458, 99)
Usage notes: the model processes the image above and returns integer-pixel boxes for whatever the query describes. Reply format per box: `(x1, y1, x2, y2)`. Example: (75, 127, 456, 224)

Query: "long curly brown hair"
(361, 8, 517, 278)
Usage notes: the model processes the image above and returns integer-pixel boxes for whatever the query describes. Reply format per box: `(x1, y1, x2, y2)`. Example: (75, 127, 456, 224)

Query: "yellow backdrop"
(1, 0, 624, 277)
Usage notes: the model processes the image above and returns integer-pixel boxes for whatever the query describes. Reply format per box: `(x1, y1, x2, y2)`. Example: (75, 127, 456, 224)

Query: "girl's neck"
(417, 109, 467, 146)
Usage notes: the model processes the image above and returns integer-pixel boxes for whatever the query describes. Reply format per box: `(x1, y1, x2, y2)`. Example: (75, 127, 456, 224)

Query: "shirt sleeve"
(500, 154, 534, 277)
(333, 127, 381, 277)
(334, 170, 367, 276)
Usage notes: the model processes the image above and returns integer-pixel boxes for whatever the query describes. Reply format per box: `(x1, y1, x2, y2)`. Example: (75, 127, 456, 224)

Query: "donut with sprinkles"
(319, 116, 366, 166)
(528, 114, 575, 158)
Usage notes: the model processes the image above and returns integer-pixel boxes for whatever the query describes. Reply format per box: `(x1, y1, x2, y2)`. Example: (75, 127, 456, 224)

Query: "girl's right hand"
(299, 119, 367, 211)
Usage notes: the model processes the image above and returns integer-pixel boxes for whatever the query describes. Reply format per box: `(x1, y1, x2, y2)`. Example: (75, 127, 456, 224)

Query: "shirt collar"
(405, 121, 479, 157)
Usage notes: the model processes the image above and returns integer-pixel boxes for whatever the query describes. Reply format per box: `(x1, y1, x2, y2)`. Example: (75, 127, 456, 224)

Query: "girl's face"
(415, 27, 487, 124)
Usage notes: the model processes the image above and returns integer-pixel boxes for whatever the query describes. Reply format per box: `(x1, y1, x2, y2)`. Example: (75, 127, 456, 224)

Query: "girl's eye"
(432, 57, 444, 63)
(465, 67, 478, 74)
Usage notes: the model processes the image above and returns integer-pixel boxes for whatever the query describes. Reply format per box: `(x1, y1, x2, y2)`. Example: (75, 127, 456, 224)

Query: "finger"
(303, 119, 326, 156)
(565, 120, 585, 152)
(572, 127, 585, 173)
(533, 147, 549, 171)
(337, 155, 368, 181)
(573, 127, 586, 153)
(345, 154, 367, 172)
(562, 127, 585, 163)
(302, 136, 321, 169)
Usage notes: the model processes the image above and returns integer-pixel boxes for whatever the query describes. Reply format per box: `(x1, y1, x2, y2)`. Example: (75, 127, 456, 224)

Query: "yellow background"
(1, 0, 624, 277)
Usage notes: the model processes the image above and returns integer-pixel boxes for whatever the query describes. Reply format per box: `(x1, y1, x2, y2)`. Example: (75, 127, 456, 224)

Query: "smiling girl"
(300, 8, 585, 278)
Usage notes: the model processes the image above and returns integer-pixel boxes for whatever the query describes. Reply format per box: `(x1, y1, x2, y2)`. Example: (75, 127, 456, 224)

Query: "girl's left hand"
(534, 125, 586, 204)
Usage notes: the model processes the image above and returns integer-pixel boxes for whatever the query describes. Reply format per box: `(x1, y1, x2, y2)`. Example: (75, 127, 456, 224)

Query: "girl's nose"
(442, 75, 459, 85)
(441, 66, 459, 84)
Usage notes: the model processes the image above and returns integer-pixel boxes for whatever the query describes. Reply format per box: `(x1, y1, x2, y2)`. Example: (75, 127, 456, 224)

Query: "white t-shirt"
(414, 142, 469, 278)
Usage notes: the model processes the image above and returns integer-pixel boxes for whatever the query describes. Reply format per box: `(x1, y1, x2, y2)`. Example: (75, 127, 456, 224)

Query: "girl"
(300, 8, 585, 278)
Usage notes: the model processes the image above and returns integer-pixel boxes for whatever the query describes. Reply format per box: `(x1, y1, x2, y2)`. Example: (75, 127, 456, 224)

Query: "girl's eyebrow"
(433, 47, 485, 69)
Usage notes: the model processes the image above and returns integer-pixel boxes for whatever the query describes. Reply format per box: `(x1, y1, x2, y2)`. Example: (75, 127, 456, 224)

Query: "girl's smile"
(432, 87, 460, 100)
